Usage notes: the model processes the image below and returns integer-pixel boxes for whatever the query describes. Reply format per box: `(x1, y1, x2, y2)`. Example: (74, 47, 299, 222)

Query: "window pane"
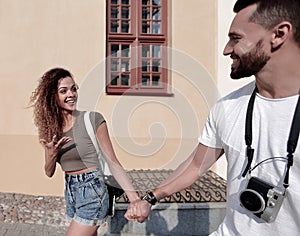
(142, 75, 150, 85)
(152, 60, 160, 72)
(111, 44, 119, 57)
(152, 8, 160, 20)
(122, 7, 130, 19)
(121, 59, 130, 72)
(121, 22, 130, 33)
(152, 22, 161, 34)
(111, 59, 119, 71)
(142, 60, 150, 72)
(152, 45, 160, 58)
(142, 7, 150, 19)
(121, 20, 130, 33)
(121, 74, 130, 85)
(152, 75, 160, 86)
(111, 20, 119, 32)
(111, 0, 118, 4)
(142, 0, 149, 6)
(111, 7, 119, 18)
(121, 44, 130, 57)
(122, 0, 130, 4)
(110, 74, 119, 86)
(142, 21, 150, 33)
(142, 45, 150, 57)
(153, 0, 161, 5)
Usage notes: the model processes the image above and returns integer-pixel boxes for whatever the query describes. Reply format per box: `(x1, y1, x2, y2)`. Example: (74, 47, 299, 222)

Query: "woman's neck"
(62, 110, 79, 132)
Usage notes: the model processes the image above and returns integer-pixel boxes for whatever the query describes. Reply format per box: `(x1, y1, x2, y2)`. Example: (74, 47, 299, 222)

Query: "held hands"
(125, 199, 152, 223)
(40, 135, 72, 158)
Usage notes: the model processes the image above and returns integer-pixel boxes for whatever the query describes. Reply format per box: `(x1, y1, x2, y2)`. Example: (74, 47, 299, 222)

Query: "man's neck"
(255, 83, 299, 99)
(255, 51, 300, 98)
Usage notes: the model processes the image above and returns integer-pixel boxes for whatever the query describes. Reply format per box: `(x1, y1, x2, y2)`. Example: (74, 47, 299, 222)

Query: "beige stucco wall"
(0, 0, 217, 196)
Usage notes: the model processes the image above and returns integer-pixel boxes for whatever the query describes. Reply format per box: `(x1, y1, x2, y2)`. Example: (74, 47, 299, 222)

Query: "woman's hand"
(40, 135, 72, 177)
(40, 135, 72, 157)
(125, 199, 152, 223)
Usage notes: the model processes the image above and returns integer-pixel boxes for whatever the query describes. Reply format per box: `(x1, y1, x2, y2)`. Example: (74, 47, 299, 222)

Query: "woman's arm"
(96, 122, 139, 202)
(40, 135, 72, 177)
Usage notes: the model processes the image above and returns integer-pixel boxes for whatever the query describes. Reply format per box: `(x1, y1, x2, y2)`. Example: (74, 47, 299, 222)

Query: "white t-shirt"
(199, 81, 300, 236)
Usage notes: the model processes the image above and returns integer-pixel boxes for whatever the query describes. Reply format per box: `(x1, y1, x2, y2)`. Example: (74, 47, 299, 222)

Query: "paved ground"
(0, 222, 145, 236)
(0, 192, 132, 235)
(0, 222, 67, 236)
(0, 192, 67, 226)
(0, 192, 68, 235)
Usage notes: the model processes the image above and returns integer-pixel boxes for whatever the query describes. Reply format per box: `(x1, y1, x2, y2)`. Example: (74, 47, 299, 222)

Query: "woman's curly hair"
(30, 68, 73, 141)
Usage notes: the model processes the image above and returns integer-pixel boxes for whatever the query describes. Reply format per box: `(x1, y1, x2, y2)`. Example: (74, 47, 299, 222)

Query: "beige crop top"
(57, 111, 105, 172)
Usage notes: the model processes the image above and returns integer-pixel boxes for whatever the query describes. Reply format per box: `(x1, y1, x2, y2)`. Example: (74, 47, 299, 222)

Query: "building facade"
(0, 0, 252, 196)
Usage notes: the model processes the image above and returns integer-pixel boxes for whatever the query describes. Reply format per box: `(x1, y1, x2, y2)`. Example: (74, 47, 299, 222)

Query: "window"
(106, 0, 169, 95)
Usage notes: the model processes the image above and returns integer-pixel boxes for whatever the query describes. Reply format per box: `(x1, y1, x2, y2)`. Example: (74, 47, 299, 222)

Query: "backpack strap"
(83, 111, 107, 174)
(84, 111, 100, 153)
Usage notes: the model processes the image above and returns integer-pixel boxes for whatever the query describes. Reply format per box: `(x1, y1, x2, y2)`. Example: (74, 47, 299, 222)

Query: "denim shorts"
(65, 169, 109, 226)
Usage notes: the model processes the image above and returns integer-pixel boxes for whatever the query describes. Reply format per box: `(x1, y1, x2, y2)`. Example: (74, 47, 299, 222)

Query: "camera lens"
(240, 189, 265, 213)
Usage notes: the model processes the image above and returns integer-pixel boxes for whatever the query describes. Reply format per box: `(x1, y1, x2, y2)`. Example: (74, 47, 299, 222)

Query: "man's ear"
(271, 21, 292, 49)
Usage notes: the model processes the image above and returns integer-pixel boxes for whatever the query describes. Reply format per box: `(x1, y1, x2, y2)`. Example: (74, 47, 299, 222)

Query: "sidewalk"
(0, 192, 128, 236)
(0, 222, 142, 236)
(0, 222, 67, 236)
(0, 192, 68, 235)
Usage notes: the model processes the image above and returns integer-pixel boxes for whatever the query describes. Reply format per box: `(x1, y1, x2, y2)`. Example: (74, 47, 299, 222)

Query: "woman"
(30, 68, 139, 236)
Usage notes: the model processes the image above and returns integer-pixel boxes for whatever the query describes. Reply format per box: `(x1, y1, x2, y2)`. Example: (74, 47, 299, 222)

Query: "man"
(126, 0, 300, 235)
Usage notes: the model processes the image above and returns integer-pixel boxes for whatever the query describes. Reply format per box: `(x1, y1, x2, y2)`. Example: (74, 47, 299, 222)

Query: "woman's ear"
(271, 21, 292, 49)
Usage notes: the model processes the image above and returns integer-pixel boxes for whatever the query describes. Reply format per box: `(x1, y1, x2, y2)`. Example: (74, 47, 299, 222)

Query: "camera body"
(239, 177, 285, 222)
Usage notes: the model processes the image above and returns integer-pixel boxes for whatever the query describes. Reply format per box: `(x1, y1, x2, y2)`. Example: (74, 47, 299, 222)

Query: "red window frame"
(106, 0, 169, 95)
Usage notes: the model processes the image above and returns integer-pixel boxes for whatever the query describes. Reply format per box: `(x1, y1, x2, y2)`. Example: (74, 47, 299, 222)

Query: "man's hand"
(125, 199, 152, 223)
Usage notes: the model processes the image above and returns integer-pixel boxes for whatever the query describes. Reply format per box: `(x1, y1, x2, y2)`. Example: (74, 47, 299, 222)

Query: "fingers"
(40, 135, 58, 147)
(52, 135, 72, 147)
(57, 136, 72, 147)
(39, 136, 72, 149)
(39, 139, 47, 146)
(136, 216, 147, 223)
(51, 135, 58, 145)
(125, 213, 144, 222)
(124, 200, 151, 223)
(124, 202, 138, 221)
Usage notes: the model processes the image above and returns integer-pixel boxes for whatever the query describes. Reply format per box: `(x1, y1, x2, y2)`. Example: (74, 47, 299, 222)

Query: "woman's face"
(56, 76, 78, 112)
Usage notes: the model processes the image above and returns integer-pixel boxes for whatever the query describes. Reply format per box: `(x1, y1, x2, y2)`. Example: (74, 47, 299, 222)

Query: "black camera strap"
(284, 92, 300, 188)
(242, 87, 258, 177)
(242, 86, 300, 189)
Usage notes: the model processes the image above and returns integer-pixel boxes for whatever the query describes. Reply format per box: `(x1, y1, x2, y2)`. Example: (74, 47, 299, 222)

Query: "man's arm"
(125, 143, 224, 222)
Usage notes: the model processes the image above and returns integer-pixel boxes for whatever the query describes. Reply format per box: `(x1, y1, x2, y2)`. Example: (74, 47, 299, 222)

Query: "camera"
(239, 177, 285, 222)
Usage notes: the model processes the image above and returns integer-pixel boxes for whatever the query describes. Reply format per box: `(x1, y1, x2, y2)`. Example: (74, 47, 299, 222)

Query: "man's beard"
(230, 40, 270, 79)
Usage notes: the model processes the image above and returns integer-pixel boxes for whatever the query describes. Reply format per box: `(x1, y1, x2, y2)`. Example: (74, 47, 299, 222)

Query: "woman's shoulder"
(78, 110, 106, 130)
(88, 111, 105, 121)
(77, 110, 104, 119)
(84, 111, 106, 129)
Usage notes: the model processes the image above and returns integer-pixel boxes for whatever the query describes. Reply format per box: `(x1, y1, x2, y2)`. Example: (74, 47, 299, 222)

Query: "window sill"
(106, 89, 174, 97)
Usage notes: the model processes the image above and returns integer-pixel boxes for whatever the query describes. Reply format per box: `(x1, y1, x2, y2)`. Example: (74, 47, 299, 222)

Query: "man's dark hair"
(233, 0, 300, 47)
